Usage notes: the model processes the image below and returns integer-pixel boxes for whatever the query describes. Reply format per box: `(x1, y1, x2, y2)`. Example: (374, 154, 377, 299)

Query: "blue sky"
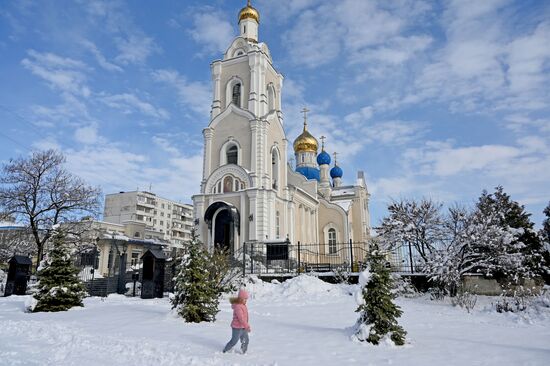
(0, 0, 549, 227)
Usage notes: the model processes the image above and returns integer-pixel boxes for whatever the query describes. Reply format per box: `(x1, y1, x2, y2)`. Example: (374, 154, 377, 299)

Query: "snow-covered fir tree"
(475, 186, 546, 280)
(33, 232, 87, 312)
(425, 187, 547, 292)
(355, 248, 406, 346)
(171, 230, 220, 323)
(540, 202, 550, 282)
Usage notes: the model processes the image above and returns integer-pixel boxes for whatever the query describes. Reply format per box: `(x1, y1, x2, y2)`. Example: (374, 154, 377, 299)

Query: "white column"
(250, 120, 259, 187)
(248, 54, 259, 115)
(203, 128, 214, 185)
(247, 190, 258, 241)
(240, 193, 247, 246)
(211, 61, 222, 118)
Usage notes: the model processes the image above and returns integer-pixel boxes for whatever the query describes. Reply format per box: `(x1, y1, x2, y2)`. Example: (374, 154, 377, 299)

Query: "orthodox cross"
(333, 152, 338, 165)
(301, 107, 310, 128)
(320, 136, 326, 150)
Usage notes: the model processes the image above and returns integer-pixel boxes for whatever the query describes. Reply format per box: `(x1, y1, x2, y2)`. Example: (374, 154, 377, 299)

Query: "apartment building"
(103, 191, 194, 250)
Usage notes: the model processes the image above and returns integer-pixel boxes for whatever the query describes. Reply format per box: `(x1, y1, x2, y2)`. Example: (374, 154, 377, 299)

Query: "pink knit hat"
(238, 289, 249, 299)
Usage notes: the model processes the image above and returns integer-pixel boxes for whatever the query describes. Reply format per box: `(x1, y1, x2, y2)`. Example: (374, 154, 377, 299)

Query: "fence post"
(242, 242, 247, 277)
(286, 238, 291, 272)
(349, 239, 354, 272)
(408, 241, 414, 274)
(297, 241, 301, 273)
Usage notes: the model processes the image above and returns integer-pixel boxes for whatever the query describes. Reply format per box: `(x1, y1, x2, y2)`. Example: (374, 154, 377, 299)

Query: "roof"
(296, 166, 320, 181)
(0, 221, 25, 229)
(9, 255, 33, 265)
(141, 247, 167, 260)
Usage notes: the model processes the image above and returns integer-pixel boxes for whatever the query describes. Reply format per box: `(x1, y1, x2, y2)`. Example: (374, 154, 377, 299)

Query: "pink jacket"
(230, 303, 250, 330)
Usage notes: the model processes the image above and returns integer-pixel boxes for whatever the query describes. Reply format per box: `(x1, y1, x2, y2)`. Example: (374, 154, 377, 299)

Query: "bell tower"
(239, 0, 259, 42)
(194, 1, 288, 247)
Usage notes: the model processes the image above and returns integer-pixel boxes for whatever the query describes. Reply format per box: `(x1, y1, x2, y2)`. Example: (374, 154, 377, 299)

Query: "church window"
(217, 181, 222, 193)
(232, 83, 241, 106)
(244, 25, 246, 33)
(271, 148, 279, 189)
(328, 229, 337, 254)
(234, 179, 240, 191)
(227, 145, 238, 165)
(223, 176, 233, 193)
(267, 84, 275, 111)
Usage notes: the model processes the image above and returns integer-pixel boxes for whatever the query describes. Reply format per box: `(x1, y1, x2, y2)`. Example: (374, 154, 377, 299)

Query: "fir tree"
(540, 202, 550, 283)
(171, 230, 220, 322)
(33, 232, 87, 312)
(476, 186, 546, 280)
(355, 249, 406, 346)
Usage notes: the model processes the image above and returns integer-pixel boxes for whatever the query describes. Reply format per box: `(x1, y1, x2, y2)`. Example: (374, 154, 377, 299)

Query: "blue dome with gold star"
(330, 165, 343, 179)
(317, 150, 331, 165)
(296, 166, 320, 181)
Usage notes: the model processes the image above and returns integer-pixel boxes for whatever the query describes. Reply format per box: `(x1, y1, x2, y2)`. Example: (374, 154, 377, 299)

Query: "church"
(192, 1, 371, 265)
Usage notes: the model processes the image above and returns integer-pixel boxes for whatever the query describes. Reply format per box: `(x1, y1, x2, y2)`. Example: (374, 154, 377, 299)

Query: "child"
(223, 289, 251, 354)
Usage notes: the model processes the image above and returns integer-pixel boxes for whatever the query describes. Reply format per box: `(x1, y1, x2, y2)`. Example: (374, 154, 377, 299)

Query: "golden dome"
(293, 129, 318, 153)
(239, 1, 260, 23)
(293, 109, 318, 153)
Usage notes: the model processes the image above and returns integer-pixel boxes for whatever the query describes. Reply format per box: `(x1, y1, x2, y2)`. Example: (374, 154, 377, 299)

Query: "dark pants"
(223, 327, 249, 353)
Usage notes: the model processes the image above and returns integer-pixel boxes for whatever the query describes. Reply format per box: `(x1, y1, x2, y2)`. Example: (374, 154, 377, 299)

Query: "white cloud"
(407, 2, 550, 115)
(363, 120, 425, 145)
(100, 93, 170, 120)
(82, 0, 160, 66)
(32, 137, 61, 151)
(115, 34, 159, 65)
(80, 39, 123, 72)
(187, 10, 234, 56)
(151, 69, 211, 117)
(74, 124, 99, 145)
(152, 136, 180, 156)
(344, 106, 373, 125)
(21, 50, 91, 97)
(63, 139, 202, 203)
(279, 0, 432, 68)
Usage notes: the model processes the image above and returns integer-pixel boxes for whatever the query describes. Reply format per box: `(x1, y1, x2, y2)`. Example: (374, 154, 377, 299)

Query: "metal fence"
(73, 248, 176, 297)
(237, 241, 370, 275)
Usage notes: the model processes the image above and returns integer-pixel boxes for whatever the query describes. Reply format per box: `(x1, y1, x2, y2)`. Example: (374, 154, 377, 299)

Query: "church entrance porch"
(204, 202, 240, 252)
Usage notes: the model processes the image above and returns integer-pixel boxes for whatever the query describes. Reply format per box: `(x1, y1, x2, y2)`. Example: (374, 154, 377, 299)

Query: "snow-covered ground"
(1, 275, 549, 366)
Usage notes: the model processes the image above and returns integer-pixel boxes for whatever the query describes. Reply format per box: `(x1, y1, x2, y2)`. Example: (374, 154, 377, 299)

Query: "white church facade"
(192, 1, 371, 265)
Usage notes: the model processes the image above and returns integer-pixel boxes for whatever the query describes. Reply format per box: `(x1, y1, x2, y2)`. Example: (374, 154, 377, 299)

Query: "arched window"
(232, 83, 241, 106)
(328, 228, 337, 254)
(223, 176, 233, 193)
(267, 84, 275, 111)
(271, 148, 279, 190)
(227, 145, 238, 165)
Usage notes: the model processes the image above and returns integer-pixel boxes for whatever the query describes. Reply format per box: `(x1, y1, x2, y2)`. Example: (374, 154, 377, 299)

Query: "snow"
(0, 221, 25, 228)
(1, 275, 549, 365)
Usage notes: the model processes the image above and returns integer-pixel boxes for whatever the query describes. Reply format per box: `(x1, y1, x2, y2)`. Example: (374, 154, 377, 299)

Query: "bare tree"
(0, 227, 36, 263)
(0, 150, 101, 269)
(378, 198, 445, 262)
